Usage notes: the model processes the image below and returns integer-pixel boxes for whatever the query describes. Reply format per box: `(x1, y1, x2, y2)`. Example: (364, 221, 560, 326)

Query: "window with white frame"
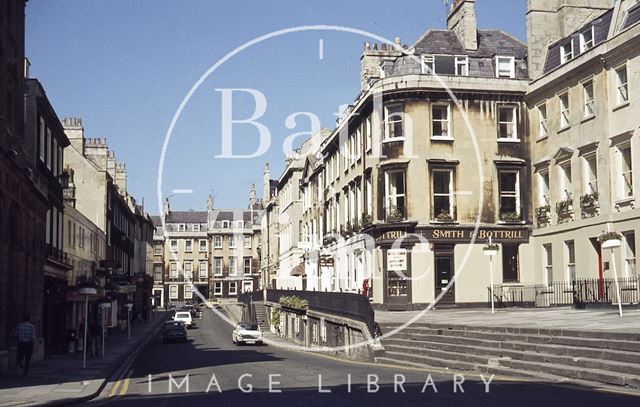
(538, 103, 548, 139)
(193, 224, 200, 231)
(154, 244, 162, 255)
(222, 220, 230, 229)
(431, 104, 451, 139)
(244, 257, 252, 274)
(235, 220, 244, 229)
(178, 224, 185, 232)
(615, 65, 629, 105)
(199, 239, 207, 252)
(214, 235, 222, 248)
(579, 27, 594, 53)
(229, 257, 237, 275)
(623, 233, 636, 277)
(184, 284, 193, 299)
(538, 170, 550, 207)
(154, 264, 163, 282)
(184, 239, 193, 252)
(558, 161, 573, 201)
(583, 153, 598, 195)
(213, 282, 222, 296)
(365, 115, 372, 152)
(184, 261, 193, 279)
(170, 262, 178, 278)
(498, 170, 520, 218)
(169, 285, 178, 299)
(385, 170, 406, 219)
(543, 244, 553, 286)
(498, 106, 518, 140)
(228, 281, 237, 296)
(214, 257, 223, 276)
(243, 235, 251, 248)
(365, 175, 373, 215)
(565, 240, 576, 281)
(495, 56, 515, 78)
(559, 92, 570, 128)
(422, 55, 435, 74)
(170, 239, 178, 252)
(432, 169, 454, 220)
(199, 261, 208, 279)
(384, 104, 404, 141)
(560, 41, 573, 64)
(229, 235, 236, 248)
(583, 80, 595, 118)
(39, 117, 45, 162)
(617, 143, 633, 199)
(455, 55, 468, 76)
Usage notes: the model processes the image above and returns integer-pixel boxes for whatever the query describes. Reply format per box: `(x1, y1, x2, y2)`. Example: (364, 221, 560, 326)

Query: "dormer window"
(560, 41, 573, 64)
(455, 56, 468, 76)
(579, 27, 595, 53)
(422, 55, 435, 74)
(495, 56, 515, 78)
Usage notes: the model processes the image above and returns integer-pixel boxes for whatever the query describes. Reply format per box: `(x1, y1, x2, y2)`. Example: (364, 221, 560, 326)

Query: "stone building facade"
(526, 0, 639, 290)
(266, 0, 536, 310)
(160, 194, 261, 304)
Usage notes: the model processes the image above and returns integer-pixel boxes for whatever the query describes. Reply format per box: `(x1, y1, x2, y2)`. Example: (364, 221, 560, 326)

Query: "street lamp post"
(483, 237, 499, 315)
(125, 302, 134, 341)
(78, 286, 97, 369)
(98, 302, 111, 358)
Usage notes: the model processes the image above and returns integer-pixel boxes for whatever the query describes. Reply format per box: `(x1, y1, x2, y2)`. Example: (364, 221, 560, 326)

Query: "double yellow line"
(108, 369, 132, 398)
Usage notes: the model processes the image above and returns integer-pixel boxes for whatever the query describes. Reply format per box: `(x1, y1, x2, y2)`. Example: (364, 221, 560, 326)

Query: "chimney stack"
(447, 0, 478, 51)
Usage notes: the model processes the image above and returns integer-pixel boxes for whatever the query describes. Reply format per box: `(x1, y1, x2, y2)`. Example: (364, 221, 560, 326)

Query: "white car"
(232, 323, 263, 345)
(173, 311, 194, 328)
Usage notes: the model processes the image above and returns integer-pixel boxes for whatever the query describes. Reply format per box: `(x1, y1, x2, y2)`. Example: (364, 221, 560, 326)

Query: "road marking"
(108, 380, 122, 398)
(120, 369, 133, 396)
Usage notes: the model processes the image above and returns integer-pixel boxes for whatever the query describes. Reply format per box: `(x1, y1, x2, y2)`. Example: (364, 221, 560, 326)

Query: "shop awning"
(291, 263, 306, 277)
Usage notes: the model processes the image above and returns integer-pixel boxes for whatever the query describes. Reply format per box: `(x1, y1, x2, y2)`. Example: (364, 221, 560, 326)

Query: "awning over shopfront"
(291, 263, 306, 277)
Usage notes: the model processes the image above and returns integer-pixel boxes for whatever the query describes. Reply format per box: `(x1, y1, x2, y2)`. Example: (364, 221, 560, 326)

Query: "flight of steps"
(377, 322, 640, 389)
(252, 302, 270, 332)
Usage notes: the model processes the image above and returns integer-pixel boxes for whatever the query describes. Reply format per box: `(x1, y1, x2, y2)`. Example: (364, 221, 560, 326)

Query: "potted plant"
(435, 209, 453, 221)
(535, 205, 551, 219)
(483, 243, 500, 256)
(579, 192, 599, 209)
(352, 220, 362, 233)
(598, 231, 622, 249)
(500, 211, 520, 222)
(361, 213, 373, 228)
(386, 205, 404, 223)
(556, 198, 573, 215)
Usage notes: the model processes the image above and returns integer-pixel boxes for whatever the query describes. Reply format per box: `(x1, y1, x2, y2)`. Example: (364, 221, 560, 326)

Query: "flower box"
(598, 231, 622, 249)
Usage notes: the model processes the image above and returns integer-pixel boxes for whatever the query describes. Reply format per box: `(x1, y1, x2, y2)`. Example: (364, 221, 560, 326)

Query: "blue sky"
(26, 0, 527, 213)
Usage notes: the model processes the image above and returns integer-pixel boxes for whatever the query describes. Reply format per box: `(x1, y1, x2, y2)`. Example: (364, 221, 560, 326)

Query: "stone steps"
(377, 322, 640, 389)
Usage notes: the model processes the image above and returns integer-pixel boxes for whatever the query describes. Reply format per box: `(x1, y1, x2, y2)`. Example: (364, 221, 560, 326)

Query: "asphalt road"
(91, 308, 640, 407)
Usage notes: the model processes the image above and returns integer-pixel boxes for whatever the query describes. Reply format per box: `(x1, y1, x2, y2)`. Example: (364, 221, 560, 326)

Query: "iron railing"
(489, 277, 640, 308)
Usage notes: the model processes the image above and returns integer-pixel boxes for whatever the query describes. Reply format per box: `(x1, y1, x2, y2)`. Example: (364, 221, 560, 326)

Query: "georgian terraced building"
(272, 0, 536, 310)
(160, 193, 262, 304)
(527, 0, 639, 287)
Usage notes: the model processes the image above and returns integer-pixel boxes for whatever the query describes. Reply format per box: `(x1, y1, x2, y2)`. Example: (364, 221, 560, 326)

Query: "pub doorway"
(383, 247, 412, 310)
(434, 245, 455, 305)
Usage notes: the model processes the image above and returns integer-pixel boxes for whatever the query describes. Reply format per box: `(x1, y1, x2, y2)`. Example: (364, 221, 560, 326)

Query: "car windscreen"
(240, 324, 259, 330)
(175, 313, 191, 318)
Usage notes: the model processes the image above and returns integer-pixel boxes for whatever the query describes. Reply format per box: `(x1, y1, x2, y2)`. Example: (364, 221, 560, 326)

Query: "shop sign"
(387, 248, 407, 271)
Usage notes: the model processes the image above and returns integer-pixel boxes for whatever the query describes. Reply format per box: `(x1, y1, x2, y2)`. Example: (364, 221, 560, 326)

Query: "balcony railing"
(46, 244, 72, 267)
(489, 277, 640, 308)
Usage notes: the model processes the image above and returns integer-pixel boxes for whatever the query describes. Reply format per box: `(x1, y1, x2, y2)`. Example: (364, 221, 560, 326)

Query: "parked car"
(173, 311, 194, 328)
(161, 321, 187, 343)
(232, 322, 263, 345)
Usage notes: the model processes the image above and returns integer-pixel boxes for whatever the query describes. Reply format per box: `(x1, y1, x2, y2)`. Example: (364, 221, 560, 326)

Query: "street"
(92, 309, 640, 407)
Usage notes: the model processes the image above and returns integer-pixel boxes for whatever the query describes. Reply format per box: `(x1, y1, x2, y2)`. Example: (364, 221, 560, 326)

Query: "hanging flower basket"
(483, 243, 499, 256)
(598, 231, 621, 249)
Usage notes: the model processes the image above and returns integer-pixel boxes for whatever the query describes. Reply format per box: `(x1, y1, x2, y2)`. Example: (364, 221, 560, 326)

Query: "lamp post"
(600, 224, 623, 317)
(483, 237, 499, 315)
(125, 302, 134, 341)
(77, 286, 97, 369)
(98, 301, 111, 358)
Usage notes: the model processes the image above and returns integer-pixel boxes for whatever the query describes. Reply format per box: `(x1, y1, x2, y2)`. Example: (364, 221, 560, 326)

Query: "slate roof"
(166, 211, 208, 224)
(543, 9, 613, 74)
(389, 29, 528, 79)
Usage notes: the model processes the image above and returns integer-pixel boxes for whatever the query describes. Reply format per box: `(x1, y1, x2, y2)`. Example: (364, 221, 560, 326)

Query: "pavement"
(82, 305, 640, 407)
(374, 306, 640, 333)
(0, 312, 168, 406)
